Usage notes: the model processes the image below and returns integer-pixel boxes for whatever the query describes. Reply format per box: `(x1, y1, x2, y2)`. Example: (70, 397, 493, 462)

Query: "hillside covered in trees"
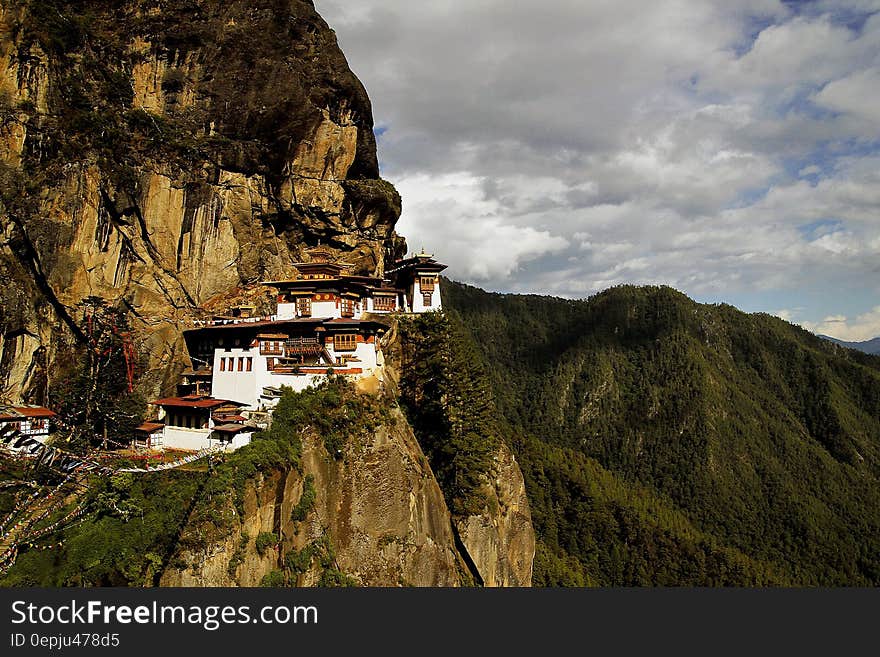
(443, 280, 880, 585)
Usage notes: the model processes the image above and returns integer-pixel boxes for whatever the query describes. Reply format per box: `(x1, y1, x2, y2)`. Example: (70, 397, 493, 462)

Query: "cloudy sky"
(317, 0, 880, 341)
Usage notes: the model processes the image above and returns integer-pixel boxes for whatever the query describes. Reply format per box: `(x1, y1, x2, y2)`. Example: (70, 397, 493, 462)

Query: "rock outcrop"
(454, 442, 535, 587)
(0, 0, 403, 401)
(161, 407, 466, 587)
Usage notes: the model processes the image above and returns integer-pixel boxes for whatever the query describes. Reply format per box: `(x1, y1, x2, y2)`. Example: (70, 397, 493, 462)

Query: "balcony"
(284, 337, 323, 357)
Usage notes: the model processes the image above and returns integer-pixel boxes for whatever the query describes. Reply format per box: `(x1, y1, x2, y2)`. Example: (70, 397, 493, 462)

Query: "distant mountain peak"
(819, 335, 880, 356)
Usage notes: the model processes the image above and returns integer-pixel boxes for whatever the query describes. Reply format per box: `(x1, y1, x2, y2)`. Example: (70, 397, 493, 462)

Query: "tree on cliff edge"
(52, 297, 145, 452)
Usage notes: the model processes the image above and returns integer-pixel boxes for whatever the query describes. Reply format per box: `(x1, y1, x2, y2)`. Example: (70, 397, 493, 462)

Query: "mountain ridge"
(443, 279, 880, 585)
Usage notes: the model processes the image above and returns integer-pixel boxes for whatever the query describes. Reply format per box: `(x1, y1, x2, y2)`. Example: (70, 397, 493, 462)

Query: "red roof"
(0, 406, 57, 420)
(212, 423, 250, 433)
(136, 422, 165, 432)
(150, 397, 244, 409)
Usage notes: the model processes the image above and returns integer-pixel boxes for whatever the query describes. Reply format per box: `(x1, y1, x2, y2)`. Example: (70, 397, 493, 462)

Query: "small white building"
(0, 405, 56, 446)
(149, 396, 253, 452)
(386, 250, 447, 313)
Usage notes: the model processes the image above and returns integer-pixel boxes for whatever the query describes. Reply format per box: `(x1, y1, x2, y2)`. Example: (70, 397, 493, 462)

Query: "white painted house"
(149, 396, 252, 452)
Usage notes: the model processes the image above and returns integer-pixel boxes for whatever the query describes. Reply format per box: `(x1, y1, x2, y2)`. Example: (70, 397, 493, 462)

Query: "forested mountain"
(443, 280, 880, 585)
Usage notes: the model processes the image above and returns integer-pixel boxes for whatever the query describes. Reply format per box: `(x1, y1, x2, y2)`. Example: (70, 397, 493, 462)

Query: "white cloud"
(317, 0, 880, 328)
(394, 172, 569, 281)
(814, 67, 880, 124)
(802, 307, 880, 341)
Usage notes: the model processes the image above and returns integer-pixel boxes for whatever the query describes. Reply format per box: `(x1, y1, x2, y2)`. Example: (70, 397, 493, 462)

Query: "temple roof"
(135, 422, 165, 432)
(387, 253, 448, 274)
(0, 406, 56, 421)
(262, 274, 383, 290)
(151, 396, 245, 409)
(212, 423, 251, 434)
(184, 317, 387, 338)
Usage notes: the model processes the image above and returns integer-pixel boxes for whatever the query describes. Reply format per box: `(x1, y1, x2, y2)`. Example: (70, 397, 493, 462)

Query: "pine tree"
(52, 297, 145, 451)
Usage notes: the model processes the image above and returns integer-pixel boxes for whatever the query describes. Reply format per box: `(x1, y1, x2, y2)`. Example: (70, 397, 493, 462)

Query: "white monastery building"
(146, 248, 446, 452)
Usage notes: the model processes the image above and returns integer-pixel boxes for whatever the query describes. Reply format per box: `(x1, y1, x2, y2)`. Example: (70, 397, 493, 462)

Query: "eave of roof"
(136, 422, 165, 432)
(150, 397, 245, 409)
(11, 406, 56, 418)
(212, 423, 251, 433)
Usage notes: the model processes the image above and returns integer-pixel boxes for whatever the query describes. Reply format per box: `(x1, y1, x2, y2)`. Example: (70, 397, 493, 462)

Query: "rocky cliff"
(160, 407, 464, 586)
(454, 442, 535, 587)
(160, 370, 535, 587)
(0, 0, 404, 402)
(0, 1, 536, 588)
(160, 404, 535, 587)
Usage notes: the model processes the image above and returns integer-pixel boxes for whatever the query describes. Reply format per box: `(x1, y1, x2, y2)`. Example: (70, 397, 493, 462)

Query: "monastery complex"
(139, 248, 447, 452)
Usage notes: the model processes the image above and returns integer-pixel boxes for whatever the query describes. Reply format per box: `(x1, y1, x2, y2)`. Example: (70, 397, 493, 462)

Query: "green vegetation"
(259, 570, 285, 587)
(255, 532, 279, 556)
(282, 535, 358, 587)
(262, 375, 387, 460)
(0, 377, 373, 586)
(291, 475, 316, 523)
(51, 297, 146, 452)
(0, 468, 205, 586)
(398, 312, 500, 515)
(444, 280, 880, 585)
(226, 532, 249, 578)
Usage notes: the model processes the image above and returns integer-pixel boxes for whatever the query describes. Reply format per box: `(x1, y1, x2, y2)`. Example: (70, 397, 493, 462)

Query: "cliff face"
(161, 402, 535, 588)
(0, 2, 536, 588)
(161, 407, 466, 587)
(455, 442, 535, 587)
(380, 317, 537, 587)
(0, 0, 403, 401)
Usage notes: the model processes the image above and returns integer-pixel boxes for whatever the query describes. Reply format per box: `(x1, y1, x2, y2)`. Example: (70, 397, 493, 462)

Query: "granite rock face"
(161, 407, 465, 587)
(0, 0, 403, 401)
(455, 442, 536, 587)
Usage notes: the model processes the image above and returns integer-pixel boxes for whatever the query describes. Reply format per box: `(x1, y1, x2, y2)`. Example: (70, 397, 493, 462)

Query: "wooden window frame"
(373, 296, 396, 311)
(334, 333, 357, 351)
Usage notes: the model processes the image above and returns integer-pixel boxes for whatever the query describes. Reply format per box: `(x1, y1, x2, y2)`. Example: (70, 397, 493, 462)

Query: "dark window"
(297, 297, 312, 317)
